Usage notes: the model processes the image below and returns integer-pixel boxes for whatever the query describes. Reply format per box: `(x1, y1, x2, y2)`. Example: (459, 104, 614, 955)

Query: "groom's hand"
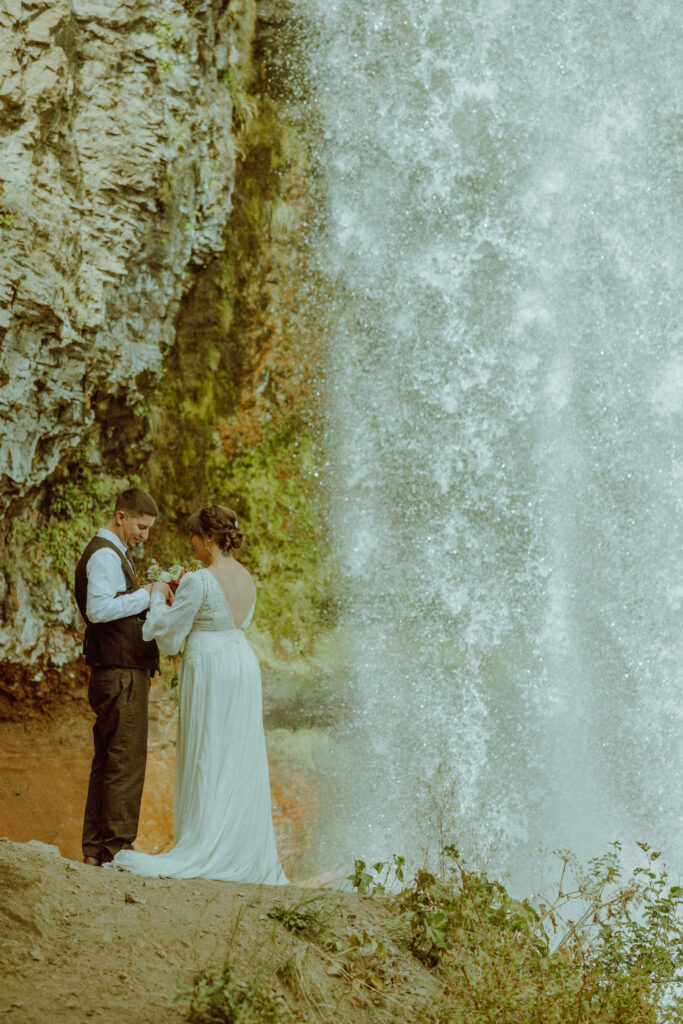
(150, 581, 175, 605)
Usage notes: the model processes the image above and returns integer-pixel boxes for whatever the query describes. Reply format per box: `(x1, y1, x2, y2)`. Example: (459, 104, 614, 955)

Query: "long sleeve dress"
(112, 568, 287, 884)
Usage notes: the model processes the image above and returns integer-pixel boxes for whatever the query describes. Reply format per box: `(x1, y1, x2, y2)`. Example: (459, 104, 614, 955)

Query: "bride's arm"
(142, 571, 204, 655)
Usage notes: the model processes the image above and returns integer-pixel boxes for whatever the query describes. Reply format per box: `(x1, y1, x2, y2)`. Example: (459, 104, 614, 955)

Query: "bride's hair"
(186, 505, 244, 552)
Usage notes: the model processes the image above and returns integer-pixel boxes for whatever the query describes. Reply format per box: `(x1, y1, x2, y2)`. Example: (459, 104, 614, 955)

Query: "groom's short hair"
(115, 488, 158, 518)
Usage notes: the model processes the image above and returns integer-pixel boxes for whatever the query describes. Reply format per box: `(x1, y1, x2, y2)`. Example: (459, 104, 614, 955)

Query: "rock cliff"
(0, 0, 327, 704)
(0, 0, 248, 690)
(0, 0, 238, 506)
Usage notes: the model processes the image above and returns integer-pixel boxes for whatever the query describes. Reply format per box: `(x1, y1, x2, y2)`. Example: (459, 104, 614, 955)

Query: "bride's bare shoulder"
(234, 559, 256, 594)
(213, 557, 255, 594)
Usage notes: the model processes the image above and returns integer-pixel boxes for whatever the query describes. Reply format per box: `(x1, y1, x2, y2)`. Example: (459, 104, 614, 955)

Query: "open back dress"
(112, 568, 287, 884)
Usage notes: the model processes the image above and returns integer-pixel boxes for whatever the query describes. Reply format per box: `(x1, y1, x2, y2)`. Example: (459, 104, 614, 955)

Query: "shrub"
(178, 962, 300, 1024)
(348, 843, 683, 1023)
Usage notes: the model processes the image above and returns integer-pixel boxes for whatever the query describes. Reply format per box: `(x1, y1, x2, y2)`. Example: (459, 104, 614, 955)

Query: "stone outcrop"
(0, 0, 237, 507)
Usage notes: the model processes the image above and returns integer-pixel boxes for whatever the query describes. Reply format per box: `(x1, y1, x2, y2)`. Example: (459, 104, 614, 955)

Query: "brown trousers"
(82, 666, 150, 863)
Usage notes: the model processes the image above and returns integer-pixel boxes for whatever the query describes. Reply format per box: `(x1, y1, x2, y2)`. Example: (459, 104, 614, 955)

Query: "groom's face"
(119, 512, 155, 549)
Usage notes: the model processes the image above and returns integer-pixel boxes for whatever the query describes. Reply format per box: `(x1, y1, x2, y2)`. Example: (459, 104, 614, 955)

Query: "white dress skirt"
(112, 568, 287, 884)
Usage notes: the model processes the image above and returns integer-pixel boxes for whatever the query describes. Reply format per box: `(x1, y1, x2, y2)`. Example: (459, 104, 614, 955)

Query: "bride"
(112, 504, 287, 885)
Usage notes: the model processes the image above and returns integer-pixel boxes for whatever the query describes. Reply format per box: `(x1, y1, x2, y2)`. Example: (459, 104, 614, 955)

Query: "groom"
(74, 487, 172, 866)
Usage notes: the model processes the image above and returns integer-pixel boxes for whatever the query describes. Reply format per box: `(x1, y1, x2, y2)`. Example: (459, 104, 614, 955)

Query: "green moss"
(222, 429, 332, 647)
(15, 467, 128, 577)
(145, 402, 332, 652)
(142, 21, 332, 655)
(158, 167, 175, 208)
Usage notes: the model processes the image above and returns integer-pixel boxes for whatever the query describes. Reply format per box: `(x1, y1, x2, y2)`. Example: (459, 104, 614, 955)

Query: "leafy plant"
(26, 470, 125, 576)
(177, 962, 299, 1024)
(267, 897, 326, 939)
(537, 842, 683, 1016)
(347, 854, 405, 895)
(347, 843, 683, 1022)
(396, 845, 547, 967)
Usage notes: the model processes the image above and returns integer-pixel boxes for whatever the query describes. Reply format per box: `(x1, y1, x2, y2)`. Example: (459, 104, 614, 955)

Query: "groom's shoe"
(83, 855, 100, 867)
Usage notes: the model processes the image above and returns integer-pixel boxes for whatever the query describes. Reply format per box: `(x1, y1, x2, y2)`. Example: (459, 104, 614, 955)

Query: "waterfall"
(300, 0, 682, 888)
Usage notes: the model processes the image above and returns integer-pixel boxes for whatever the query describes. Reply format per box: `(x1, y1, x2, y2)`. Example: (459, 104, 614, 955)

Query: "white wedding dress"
(112, 568, 287, 884)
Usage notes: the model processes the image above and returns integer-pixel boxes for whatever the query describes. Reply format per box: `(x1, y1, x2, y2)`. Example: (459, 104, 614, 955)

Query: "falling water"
(300, 0, 682, 888)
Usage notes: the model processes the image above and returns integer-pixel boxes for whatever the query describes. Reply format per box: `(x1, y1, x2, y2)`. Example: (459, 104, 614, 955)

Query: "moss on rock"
(143, 11, 332, 654)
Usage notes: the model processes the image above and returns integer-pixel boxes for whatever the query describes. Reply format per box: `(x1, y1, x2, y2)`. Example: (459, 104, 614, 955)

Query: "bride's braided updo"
(186, 504, 244, 553)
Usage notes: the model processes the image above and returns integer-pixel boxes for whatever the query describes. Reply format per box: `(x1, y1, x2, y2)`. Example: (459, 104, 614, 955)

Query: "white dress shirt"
(85, 528, 150, 623)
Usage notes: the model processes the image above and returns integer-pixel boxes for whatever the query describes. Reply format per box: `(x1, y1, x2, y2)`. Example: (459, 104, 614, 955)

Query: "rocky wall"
(0, 0, 238, 507)
(0, 0, 248, 694)
(0, 0, 331, 706)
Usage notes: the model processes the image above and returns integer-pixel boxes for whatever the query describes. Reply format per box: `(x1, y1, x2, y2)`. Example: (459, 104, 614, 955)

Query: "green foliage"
(347, 854, 405, 895)
(542, 841, 683, 1018)
(26, 471, 125, 576)
(143, 30, 331, 655)
(267, 896, 326, 939)
(158, 166, 175, 207)
(396, 845, 547, 967)
(176, 842, 683, 1024)
(177, 962, 299, 1024)
(346, 859, 376, 895)
(224, 431, 331, 648)
(348, 844, 683, 1023)
(155, 12, 186, 54)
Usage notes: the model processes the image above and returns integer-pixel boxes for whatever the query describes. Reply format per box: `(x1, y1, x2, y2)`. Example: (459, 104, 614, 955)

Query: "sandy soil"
(0, 839, 448, 1024)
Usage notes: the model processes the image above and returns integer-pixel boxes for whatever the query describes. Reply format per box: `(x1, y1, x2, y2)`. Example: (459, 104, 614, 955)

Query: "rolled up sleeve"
(86, 548, 151, 623)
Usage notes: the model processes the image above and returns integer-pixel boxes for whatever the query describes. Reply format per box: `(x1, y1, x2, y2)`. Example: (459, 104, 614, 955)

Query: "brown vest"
(74, 536, 159, 673)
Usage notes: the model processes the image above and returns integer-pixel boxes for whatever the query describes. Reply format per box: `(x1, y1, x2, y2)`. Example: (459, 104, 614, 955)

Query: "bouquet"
(142, 558, 202, 590)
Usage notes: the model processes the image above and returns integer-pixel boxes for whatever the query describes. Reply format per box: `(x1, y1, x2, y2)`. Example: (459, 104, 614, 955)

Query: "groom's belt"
(91, 663, 151, 673)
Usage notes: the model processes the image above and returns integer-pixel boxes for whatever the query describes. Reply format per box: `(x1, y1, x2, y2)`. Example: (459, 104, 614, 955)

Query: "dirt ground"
(0, 683, 451, 1023)
(0, 838, 449, 1024)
